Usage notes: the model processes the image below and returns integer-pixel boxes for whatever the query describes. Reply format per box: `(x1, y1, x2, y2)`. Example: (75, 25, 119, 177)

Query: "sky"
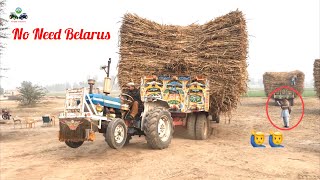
(1, 0, 319, 89)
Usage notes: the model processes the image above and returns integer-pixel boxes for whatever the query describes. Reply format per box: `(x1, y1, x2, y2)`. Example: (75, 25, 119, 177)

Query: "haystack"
(263, 70, 305, 98)
(117, 10, 248, 116)
(314, 59, 320, 98)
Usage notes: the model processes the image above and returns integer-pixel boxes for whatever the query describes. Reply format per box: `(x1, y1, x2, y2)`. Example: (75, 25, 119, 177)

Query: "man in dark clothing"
(124, 82, 142, 120)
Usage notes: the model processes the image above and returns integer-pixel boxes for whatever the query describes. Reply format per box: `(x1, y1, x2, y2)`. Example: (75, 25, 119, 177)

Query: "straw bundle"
(314, 59, 320, 98)
(117, 10, 248, 115)
(263, 70, 305, 97)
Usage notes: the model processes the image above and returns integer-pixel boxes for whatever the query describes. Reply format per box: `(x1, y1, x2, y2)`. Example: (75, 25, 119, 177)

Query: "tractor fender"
(140, 99, 170, 131)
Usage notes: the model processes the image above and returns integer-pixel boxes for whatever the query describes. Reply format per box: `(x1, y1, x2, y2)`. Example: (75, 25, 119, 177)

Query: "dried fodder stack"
(263, 70, 305, 98)
(117, 10, 248, 116)
(314, 59, 320, 98)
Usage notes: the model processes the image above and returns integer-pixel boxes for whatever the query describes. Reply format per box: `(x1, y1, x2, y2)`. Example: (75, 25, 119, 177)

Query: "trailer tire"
(289, 98, 294, 106)
(144, 107, 173, 149)
(195, 113, 209, 140)
(105, 118, 127, 149)
(187, 114, 197, 140)
(212, 113, 220, 123)
(65, 141, 84, 148)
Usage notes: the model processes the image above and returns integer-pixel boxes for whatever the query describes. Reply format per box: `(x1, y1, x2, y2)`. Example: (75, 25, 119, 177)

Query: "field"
(47, 88, 317, 98)
(0, 97, 319, 180)
(244, 88, 317, 97)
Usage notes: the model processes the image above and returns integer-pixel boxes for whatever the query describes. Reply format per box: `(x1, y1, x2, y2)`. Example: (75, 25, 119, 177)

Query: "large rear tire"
(65, 141, 84, 148)
(144, 107, 173, 149)
(195, 113, 209, 140)
(105, 118, 127, 149)
(187, 114, 197, 139)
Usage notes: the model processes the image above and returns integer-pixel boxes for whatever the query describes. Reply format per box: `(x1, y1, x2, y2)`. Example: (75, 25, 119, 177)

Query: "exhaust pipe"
(88, 79, 96, 94)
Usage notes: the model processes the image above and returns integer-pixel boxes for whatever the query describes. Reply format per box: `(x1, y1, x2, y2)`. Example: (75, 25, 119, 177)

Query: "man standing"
(124, 82, 142, 120)
(280, 98, 291, 128)
(291, 75, 297, 86)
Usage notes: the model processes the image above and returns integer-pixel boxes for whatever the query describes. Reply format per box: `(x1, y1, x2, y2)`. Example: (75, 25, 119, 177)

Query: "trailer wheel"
(105, 118, 127, 149)
(212, 113, 220, 123)
(65, 141, 84, 148)
(187, 114, 197, 139)
(144, 107, 173, 149)
(195, 113, 209, 140)
(289, 98, 294, 106)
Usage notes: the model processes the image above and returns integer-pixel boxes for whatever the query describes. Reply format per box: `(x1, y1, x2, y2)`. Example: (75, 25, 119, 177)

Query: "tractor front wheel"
(144, 107, 173, 149)
(105, 118, 127, 149)
(65, 141, 84, 148)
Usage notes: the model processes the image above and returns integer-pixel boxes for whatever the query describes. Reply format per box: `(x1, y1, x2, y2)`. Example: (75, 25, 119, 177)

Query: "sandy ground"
(0, 97, 319, 180)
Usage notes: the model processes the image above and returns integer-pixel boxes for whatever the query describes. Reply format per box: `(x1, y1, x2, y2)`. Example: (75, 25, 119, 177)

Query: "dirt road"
(0, 97, 319, 180)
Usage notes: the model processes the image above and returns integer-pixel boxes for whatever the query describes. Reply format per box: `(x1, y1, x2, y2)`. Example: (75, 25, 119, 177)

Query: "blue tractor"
(58, 58, 174, 149)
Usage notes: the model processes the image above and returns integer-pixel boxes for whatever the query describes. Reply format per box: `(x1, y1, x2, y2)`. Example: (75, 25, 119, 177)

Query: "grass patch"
(302, 89, 317, 97)
(48, 89, 315, 98)
(243, 88, 316, 97)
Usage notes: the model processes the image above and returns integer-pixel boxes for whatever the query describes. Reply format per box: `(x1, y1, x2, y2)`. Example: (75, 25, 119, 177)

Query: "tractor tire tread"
(144, 107, 173, 149)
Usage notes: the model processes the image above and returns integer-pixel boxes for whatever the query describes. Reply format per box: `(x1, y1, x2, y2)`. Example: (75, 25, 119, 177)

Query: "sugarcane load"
(58, 10, 249, 149)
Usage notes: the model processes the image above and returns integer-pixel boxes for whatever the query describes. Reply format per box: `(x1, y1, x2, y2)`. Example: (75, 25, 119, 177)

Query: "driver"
(124, 82, 142, 120)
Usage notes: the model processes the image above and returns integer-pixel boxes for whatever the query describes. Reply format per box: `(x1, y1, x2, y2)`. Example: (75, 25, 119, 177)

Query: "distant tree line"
(44, 76, 119, 92)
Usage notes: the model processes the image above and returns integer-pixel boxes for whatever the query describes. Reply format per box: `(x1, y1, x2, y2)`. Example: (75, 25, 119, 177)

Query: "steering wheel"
(120, 93, 134, 104)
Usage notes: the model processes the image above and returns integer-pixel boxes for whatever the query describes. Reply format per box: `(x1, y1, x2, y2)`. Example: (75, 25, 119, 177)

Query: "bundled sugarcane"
(117, 10, 248, 116)
(263, 70, 305, 98)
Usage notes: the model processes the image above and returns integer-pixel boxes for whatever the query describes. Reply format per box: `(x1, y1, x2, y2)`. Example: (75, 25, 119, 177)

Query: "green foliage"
(302, 89, 317, 97)
(17, 81, 48, 106)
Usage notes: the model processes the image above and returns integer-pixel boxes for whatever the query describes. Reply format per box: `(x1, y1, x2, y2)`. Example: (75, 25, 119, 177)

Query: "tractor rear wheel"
(65, 141, 84, 148)
(195, 113, 209, 140)
(187, 114, 197, 139)
(105, 118, 127, 149)
(144, 107, 173, 149)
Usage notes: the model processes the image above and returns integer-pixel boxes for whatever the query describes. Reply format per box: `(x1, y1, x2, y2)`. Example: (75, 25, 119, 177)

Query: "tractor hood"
(86, 94, 121, 109)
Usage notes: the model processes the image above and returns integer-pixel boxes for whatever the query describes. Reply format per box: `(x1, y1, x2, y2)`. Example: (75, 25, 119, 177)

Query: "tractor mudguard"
(140, 99, 170, 131)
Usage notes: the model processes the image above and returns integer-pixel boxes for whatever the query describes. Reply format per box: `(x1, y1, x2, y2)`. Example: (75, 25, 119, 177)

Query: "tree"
(0, 86, 3, 95)
(0, 0, 9, 89)
(0, 0, 8, 52)
(17, 81, 48, 106)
